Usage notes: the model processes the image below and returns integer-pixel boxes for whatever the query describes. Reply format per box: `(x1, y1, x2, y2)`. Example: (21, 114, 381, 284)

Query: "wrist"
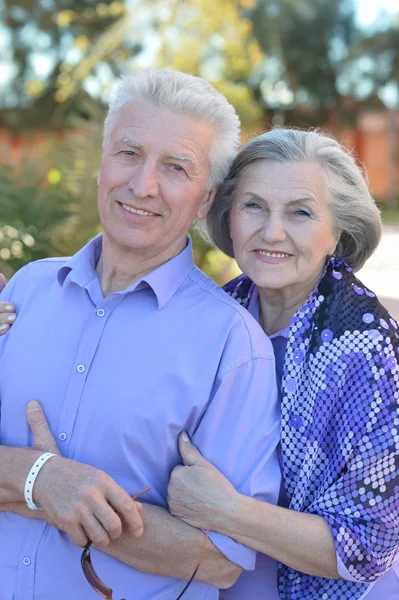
(8, 447, 47, 500)
(31, 454, 62, 508)
(221, 492, 250, 538)
(210, 490, 244, 536)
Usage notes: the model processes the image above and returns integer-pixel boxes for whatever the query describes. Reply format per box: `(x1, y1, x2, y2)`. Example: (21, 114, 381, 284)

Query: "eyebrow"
(166, 153, 195, 168)
(116, 138, 196, 168)
(243, 192, 317, 206)
(118, 136, 141, 149)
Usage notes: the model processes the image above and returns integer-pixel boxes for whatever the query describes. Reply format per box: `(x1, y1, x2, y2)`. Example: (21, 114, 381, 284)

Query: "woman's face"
(229, 160, 340, 297)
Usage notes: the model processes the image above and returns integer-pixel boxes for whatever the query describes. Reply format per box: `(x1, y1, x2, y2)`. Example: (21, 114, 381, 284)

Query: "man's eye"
(122, 150, 137, 157)
(171, 164, 184, 172)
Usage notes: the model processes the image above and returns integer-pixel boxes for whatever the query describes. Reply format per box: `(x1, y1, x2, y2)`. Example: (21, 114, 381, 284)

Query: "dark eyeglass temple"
(81, 527, 209, 600)
(175, 530, 209, 600)
(81, 485, 209, 600)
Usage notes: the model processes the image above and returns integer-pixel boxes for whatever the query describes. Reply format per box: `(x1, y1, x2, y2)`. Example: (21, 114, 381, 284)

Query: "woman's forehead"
(236, 160, 327, 202)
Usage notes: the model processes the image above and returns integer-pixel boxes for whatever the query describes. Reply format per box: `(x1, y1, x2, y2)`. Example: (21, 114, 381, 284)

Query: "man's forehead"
(111, 104, 215, 166)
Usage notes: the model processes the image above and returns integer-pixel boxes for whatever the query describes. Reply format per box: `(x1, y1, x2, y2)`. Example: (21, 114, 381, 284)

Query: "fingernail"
(27, 400, 40, 411)
(181, 432, 189, 442)
(0, 324, 8, 332)
(7, 315, 16, 323)
(5, 305, 14, 311)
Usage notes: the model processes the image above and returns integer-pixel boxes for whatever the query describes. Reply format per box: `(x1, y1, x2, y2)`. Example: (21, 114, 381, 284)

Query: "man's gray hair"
(206, 128, 382, 272)
(103, 68, 241, 188)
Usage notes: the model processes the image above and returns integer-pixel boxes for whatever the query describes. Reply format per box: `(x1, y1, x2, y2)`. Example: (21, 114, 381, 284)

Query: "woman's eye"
(243, 201, 262, 210)
(293, 209, 311, 217)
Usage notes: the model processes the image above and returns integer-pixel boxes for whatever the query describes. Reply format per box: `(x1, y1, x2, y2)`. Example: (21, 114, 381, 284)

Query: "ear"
(196, 186, 218, 221)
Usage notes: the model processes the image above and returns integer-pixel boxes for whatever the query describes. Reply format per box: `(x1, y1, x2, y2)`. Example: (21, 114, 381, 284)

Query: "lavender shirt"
(220, 287, 399, 600)
(0, 236, 281, 600)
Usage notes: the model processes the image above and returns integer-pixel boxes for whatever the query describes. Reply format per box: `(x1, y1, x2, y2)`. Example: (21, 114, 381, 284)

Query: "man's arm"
(0, 403, 143, 547)
(0, 403, 241, 588)
(0, 500, 241, 588)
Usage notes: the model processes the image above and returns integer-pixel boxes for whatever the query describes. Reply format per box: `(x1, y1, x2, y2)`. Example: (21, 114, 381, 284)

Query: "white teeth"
(257, 250, 291, 258)
(121, 203, 156, 216)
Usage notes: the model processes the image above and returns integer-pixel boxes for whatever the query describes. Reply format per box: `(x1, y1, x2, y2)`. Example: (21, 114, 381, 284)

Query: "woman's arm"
(168, 434, 339, 579)
(212, 493, 339, 578)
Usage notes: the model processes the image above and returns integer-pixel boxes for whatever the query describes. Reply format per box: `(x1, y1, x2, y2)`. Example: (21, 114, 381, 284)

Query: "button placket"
(57, 296, 121, 458)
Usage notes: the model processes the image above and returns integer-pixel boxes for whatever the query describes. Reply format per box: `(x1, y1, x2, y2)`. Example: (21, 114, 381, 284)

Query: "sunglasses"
(81, 487, 209, 600)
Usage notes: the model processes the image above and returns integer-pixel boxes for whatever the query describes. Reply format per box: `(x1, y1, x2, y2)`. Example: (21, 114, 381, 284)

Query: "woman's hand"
(167, 433, 240, 533)
(0, 274, 17, 335)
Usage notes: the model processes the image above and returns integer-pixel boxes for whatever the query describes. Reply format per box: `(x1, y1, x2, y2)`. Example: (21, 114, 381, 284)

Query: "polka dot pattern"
(224, 257, 399, 599)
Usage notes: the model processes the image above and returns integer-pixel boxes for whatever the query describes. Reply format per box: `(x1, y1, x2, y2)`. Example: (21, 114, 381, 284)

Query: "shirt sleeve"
(0, 263, 31, 303)
(191, 354, 281, 570)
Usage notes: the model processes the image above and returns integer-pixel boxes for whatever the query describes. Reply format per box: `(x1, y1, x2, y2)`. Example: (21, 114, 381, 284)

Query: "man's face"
(97, 100, 216, 262)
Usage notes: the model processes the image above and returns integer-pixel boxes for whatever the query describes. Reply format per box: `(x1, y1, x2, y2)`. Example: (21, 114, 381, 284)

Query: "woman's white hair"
(206, 128, 382, 272)
(103, 68, 241, 188)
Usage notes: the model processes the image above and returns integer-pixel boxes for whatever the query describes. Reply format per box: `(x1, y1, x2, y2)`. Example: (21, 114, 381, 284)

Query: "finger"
(0, 323, 10, 335)
(108, 490, 144, 538)
(0, 274, 7, 292)
(67, 524, 90, 548)
(93, 504, 122, 541)
(0, 301, 16, 313)
(178, 432, 204, 466)
(0, 312, 16, 325)
(81, 514, 111, 548)
(26, 401, 61, 455)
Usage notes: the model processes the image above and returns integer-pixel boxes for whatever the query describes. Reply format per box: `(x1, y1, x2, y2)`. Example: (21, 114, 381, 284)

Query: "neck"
(258, 272, 323, 336)
(97, 234, 186, 296)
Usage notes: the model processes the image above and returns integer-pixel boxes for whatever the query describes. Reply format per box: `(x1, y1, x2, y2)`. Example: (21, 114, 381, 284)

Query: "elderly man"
(0, 69, 280, 599)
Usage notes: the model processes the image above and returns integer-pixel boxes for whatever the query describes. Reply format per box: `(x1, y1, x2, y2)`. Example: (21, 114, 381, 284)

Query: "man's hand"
(26, 401, 144, 548)
(0, 273, 16, 335)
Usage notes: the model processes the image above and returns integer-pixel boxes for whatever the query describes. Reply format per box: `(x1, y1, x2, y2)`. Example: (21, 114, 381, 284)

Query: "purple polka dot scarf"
(223, 256, 399, 599)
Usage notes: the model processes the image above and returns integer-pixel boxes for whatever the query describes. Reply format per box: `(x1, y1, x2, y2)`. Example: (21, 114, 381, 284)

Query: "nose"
(261, 212, 286, 243)
(128, 159, 158, 198)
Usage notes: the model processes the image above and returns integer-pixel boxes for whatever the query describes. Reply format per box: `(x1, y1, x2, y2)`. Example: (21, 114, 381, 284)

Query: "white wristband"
(24, 452, 57, 510)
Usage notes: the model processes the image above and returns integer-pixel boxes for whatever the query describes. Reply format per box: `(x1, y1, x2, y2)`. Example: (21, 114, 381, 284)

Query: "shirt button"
(96, 309, 105, 317)
(59, 432, 67, 441)
(77, 364, 85, 373)
(23, 557, 31, 566)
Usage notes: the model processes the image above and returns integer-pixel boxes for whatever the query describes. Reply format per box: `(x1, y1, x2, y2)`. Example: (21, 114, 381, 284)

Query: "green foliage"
(150, 0, 264, 132)
(0, 97, 104, 276)
(250, 0, 359, 123)
(0, 160, 72, 276)
(1, 0, 141, 127)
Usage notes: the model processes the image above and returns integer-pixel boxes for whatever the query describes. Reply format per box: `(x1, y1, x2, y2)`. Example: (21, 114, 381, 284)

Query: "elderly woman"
(0, 129, 398, 600)
(166, 129, 399, 599)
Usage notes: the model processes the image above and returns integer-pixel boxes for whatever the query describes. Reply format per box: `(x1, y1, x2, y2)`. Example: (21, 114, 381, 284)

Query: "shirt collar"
(57, 235, 195, 310)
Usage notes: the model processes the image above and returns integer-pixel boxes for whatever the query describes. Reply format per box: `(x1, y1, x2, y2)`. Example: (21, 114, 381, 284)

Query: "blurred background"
(0, 0, 398, 312)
